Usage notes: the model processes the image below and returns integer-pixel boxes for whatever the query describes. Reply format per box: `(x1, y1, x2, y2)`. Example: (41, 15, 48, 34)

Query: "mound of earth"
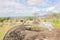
(3, 25, 60, 40)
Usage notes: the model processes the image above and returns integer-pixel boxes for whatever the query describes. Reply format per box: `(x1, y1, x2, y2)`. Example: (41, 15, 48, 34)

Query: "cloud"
(27, 0, 45, 6)
(0, 0, 46, 17)
(46, 2, 60, 12)
(27, 0, 59, 14)
(0, 0, 28, 17)
(53, 2, 60, 12)
(0, 0, 60, 17)
(46, 6, 56, 12)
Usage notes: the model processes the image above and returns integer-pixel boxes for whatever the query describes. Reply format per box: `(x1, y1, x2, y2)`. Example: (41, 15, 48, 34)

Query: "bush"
(0, 17, 10, 22)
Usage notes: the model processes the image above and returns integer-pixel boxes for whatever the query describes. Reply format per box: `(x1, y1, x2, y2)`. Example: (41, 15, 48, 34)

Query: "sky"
(0, 0, 60, 17)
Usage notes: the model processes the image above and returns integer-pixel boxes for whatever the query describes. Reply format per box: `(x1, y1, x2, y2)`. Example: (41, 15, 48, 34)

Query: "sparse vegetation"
(0, 13, 60, 40)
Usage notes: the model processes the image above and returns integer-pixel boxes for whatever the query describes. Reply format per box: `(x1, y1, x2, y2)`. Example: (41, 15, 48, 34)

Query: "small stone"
(43, 38, 48, 40)
(35, 39, 39, 40)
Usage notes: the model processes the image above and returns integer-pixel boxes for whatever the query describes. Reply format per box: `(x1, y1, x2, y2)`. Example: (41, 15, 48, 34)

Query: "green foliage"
(52, 13, 60, 18)
(25, 16, 35, 20)
(0, 17, 10, 22)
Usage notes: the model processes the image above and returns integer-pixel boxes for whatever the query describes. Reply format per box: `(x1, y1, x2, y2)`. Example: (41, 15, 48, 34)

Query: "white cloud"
(0, 0, 60, 17)
(27, 0, 45, 6)
(0, 0, 45, 17)
(0, 0, 27, 17)
(27, 0, 60, 13)
(46, 2, 60, 12)
(31, 7, 40, 13)
(46, 6, 56, 12)
(53, 2, 60, 12)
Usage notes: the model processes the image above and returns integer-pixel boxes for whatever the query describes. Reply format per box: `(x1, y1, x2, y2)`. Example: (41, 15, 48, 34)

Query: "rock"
(24, 25, 31, 30)
(34, 39, 40, 40)
(3, 25, 60, 40)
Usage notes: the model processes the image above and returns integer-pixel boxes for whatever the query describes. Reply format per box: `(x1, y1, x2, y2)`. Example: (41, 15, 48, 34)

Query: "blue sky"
(0, 0, 60, 17)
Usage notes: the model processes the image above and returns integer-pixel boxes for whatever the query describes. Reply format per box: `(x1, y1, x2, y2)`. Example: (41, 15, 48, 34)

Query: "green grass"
(48, 19, 60, 28)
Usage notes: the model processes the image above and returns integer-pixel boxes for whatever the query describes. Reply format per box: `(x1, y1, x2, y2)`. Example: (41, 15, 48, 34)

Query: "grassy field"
(0, 18, 60, 40)
(48, 19, 60, 28)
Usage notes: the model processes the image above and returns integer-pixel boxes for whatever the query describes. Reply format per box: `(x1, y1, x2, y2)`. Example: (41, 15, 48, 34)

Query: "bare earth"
(3, 25, 60, 40)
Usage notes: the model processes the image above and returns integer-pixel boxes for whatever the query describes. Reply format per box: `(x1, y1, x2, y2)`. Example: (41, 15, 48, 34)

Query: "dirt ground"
(3, 25, 60, 40)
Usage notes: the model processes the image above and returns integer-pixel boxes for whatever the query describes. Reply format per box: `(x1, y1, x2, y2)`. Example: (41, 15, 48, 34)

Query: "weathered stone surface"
(3, 25, 60, 40)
